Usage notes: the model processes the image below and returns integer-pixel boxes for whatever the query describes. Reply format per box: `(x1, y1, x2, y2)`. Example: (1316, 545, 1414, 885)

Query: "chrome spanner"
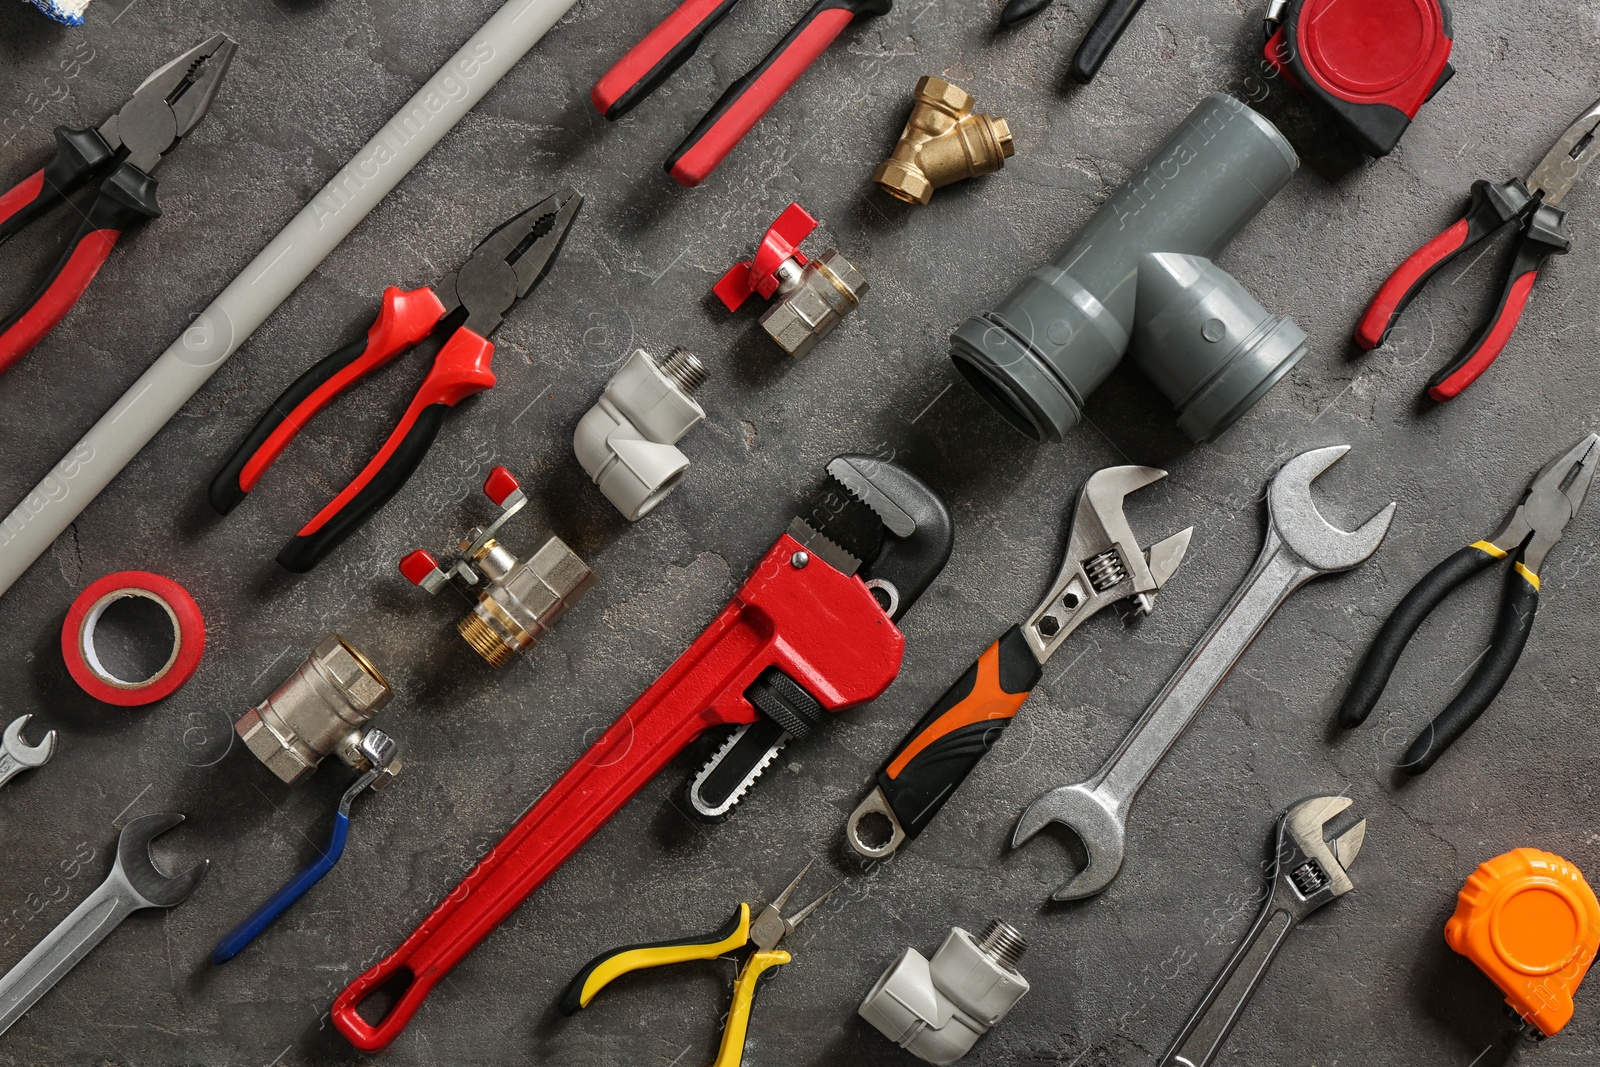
(1012, 447, 1395, 901)
(0, 715, 55, 790)
(1161, 795, 1367, 1067)
(0, 813, 207, 1036)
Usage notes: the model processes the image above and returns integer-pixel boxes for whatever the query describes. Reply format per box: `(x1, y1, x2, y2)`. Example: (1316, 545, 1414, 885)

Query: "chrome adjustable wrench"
(1160, 795, 1367, 1067)
(0, 715, 55, 790)
(845, 465, 1193, 858)
(1012, 447, 1394, 901)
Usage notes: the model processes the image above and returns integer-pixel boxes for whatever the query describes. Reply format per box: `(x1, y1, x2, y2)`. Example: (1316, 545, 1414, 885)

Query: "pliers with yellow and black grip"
(1340, 434, 1599, 773)
(559, 862, 834, 1067)
(0, 34, 235, 374)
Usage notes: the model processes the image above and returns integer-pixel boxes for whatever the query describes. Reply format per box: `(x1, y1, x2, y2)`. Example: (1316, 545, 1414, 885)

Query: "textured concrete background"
(1, 1, 1598, 1064)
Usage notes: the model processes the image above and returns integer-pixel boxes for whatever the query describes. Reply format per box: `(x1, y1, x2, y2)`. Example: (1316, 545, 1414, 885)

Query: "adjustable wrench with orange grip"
(330, 455, 951, 1051)
(845, 466, 1192, 860)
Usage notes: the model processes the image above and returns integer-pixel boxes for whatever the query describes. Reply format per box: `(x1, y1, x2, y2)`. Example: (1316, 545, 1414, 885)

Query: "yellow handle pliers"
(559, 861, 834, 1067)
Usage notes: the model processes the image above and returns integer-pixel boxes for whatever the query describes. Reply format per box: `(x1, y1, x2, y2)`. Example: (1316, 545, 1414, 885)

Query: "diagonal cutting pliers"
(208, 188, 581, 572)
(0, 34, 236, 374)
(1355, 97, 1600, 401)
(1339, 433, 1600, 773)
(559, 861, 835, 1067)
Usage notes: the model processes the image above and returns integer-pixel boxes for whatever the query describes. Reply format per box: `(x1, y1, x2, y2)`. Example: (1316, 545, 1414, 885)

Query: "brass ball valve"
(874, 77, 1014, 205)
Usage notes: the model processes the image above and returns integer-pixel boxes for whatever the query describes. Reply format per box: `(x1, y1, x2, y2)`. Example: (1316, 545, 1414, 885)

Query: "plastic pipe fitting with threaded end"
(574, 347, 709, 520)
(858, 919, 1030, 1063)
(874, 76, 1015, 205)
(949, 93, 1304, 444)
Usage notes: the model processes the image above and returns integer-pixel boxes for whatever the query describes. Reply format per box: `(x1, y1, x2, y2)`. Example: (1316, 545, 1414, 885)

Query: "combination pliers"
(0, 34, 236, 374)
(208, 188, 581, 572)
(1340, 433, 1600, 772)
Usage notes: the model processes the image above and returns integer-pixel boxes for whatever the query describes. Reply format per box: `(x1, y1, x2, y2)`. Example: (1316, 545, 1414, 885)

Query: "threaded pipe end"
(659, 346, 708, 395)
(458, 611, 514, 669)
(976, 919, 1027, 970)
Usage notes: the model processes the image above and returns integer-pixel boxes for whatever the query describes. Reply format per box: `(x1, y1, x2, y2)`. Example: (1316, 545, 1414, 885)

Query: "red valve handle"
(399, 549, 443, 587)
(330, 532, 905, 1051)
(712, 202, 817, 310)
(482, 466, 522, 507)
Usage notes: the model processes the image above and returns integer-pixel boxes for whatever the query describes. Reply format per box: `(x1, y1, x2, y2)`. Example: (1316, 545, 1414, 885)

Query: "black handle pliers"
(208, 188, 581, 572)
(0, 33, 236, 374)
(1340, 433, 1600, 773)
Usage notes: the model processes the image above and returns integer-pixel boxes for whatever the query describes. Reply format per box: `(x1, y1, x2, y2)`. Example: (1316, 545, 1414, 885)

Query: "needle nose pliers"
(0, 33, 237, 374)
(1340, 433, 1600, 773)
(559, 861, 835, 1067)
(1356, 96, 1600, 401)
(208, 188, 582, 572)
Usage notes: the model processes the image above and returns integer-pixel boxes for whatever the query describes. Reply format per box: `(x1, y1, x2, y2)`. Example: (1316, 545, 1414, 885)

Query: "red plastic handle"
(1426, 269, 1537, 401)
(592, 0, 739, 119)
(667, 6, 858, 187)
(0, 228, 118, 373)
(329, 532, 905, 1050)
(0, 170, 46, 233)
(1355, 216, 1469, 350)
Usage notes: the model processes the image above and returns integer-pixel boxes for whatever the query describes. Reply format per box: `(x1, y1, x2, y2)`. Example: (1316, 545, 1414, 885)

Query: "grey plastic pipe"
(0, 0, 578, 599)
(950, 93, 1302, 444)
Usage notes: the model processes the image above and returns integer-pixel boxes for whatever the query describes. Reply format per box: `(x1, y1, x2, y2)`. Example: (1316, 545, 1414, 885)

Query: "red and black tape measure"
(1265, 0, 1455, 157)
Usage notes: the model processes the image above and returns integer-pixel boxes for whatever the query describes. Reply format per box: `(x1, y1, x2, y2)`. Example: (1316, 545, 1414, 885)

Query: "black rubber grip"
(0, 126, 113, 245)
(1339, 544, 1499, 728)
(276, 403, 449, 572)
(603, 0, 744, 120)
(998, 0, 1053, 27)
(557, 904, 745, 1015)
(209, 332, 374, 514)
(876, 625, 1041, 841)
(1401, 564, 1539, 774)
(1070, 0, 1149, 83)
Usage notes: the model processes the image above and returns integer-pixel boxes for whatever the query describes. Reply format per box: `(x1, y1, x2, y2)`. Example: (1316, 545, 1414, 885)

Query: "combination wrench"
(0, 813, 207, 1036)
(1012, 446, 1394, 901)
(0, 715, 55, 790)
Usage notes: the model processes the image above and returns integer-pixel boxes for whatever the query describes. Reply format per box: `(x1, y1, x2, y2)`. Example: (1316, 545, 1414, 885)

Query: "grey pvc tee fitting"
(950, 93, 1305, 443)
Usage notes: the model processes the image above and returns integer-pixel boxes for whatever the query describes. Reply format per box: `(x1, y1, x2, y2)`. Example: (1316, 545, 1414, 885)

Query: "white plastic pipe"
(0, 0, 578, 598)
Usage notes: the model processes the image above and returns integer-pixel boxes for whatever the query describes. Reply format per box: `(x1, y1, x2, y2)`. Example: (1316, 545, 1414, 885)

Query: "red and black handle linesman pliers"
(0, 34, 235, 374)
(1356, 96, 1600, 401)
(208, 188, 581, 572)
(592, 0, 892, 187)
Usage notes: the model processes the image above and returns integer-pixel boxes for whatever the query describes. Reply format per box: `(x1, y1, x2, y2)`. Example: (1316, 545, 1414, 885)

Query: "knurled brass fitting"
(874, 76, 1015, 205)
(236, 635, 401, 787)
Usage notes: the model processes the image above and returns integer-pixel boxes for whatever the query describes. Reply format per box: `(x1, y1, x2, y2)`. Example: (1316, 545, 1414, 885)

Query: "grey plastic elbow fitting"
(575, 347, 709, 520)
(859, 920, 1030, 1063)
(950, 94, 1306, 444)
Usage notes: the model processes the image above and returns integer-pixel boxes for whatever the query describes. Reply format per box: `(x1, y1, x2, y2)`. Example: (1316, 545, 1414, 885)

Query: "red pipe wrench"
(331, 455, 952, 1050)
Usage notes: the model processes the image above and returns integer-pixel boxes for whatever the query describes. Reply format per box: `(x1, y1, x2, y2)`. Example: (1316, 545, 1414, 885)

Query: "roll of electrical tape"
(61, 572, 205, 706)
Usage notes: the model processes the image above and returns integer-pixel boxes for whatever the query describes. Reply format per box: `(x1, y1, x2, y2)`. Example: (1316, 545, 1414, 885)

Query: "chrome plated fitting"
(859, 920, 1030, 1063)
(236, 635, 401, 788)
(574, 347, 708, 520)
(401, 466, 595, 668)
(874, 76, 1014, 205)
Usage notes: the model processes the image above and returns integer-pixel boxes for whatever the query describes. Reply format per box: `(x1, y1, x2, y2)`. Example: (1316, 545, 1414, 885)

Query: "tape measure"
(1265, 0, 1455, 157)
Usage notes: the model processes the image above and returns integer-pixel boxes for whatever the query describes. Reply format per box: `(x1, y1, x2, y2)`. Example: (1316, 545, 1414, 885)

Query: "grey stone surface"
(1, 1, 1597, 1064)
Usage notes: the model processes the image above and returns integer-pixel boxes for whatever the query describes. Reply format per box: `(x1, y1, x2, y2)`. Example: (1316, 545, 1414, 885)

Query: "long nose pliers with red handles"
(1356, 96, 1600, 401)
(207, 188, 581, 573)
(0, 33, 236, 375)
(592, 0, 892, 187)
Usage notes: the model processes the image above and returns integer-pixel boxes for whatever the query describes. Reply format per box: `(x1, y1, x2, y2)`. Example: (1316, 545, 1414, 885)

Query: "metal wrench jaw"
(114, 813, 209, 909)
(2, 715, 56, 768)
(1267, 446, 1396, 573)
(1275, 795, 1366, 918)
(1010, 783, 1126, 902)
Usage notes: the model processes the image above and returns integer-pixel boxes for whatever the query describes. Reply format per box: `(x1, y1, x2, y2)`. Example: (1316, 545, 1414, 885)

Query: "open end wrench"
(0, 813, 207, 1036)
(1161, 796, 1367, 1067)
(0, 715, 56, 789)
(1012, 447, 1394, 901)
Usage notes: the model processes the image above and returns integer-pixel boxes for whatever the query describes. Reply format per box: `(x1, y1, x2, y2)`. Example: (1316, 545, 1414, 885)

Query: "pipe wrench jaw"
(687, 456, 953, 820)
(1025, 465, 1194, 664)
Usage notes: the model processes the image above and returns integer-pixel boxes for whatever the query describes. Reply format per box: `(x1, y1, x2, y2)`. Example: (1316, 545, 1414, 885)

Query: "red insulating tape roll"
(61, 571, 205, 706)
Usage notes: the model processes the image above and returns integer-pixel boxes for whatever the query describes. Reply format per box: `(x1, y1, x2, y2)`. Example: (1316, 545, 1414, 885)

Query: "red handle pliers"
(207, 189, 581, 572)
(592, 0, 892, 187)
(0, 34, 235, 375)
(1356, 96, 1600, 401)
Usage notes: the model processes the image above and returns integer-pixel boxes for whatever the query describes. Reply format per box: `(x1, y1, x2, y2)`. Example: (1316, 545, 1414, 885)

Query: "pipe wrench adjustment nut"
(236, 635, 399, 787)
(401, 466, 595, 668)
(875, 76, 1014, 205)
(574, 347, 708, 520)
